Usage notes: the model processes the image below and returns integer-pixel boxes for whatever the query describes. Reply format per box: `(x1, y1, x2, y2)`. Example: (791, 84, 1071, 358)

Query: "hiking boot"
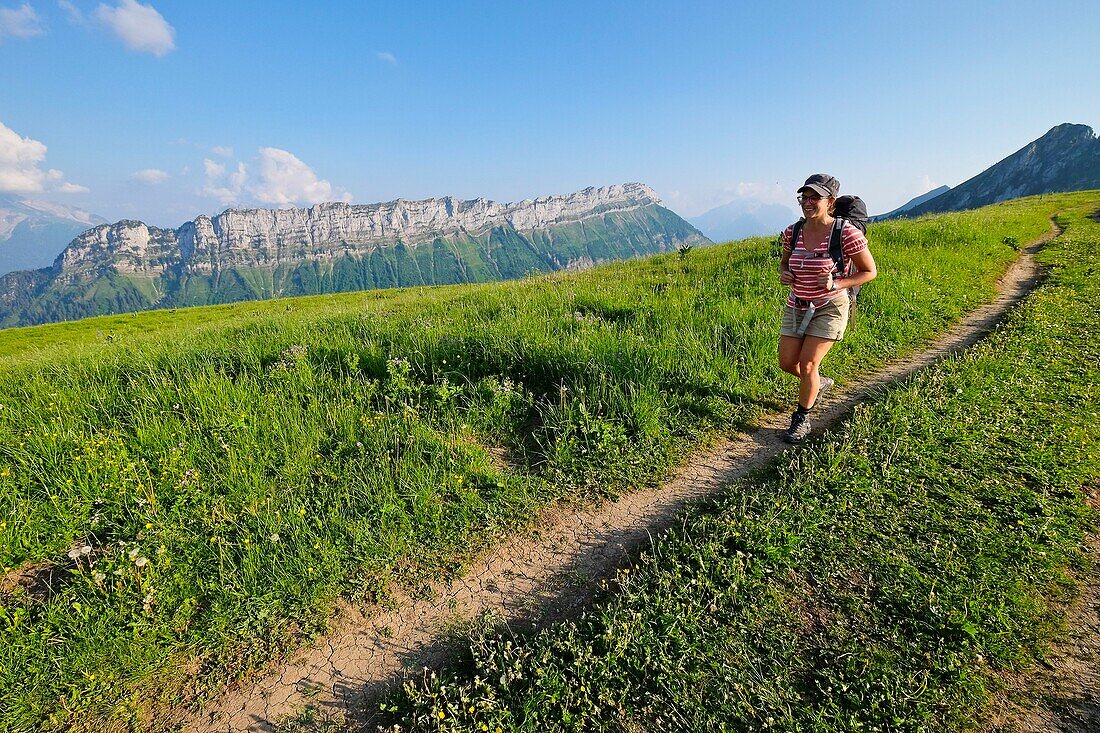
(816, 377, 835, 404)
(784, 410, 811, 444)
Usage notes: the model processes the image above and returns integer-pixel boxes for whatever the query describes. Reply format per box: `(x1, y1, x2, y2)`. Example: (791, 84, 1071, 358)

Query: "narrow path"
(184, 225, 1059, 733)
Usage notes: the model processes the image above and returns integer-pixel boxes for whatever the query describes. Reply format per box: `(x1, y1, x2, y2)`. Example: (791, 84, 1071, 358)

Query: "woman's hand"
(816, 271, 835, 290)
(780, 269, 795, 285)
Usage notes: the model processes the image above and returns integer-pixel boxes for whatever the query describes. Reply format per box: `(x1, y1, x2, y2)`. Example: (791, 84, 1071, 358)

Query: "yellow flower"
(438, 711, 445, 720)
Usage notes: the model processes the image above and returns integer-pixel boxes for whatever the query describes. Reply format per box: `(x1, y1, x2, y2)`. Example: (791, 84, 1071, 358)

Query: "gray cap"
(797, 173, 840, 198)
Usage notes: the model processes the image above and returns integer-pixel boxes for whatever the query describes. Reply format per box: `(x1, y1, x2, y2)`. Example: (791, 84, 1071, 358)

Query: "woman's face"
(798, 191, 832, 220)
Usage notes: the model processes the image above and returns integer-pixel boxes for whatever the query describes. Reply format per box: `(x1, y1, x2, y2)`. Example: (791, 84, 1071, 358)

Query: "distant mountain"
(689, 200, 797, 242)
(902, 123, 1100, 217)
(0, 195, 107, 275)
(873, 185, 951, 219)
(0, 183, 710, 328)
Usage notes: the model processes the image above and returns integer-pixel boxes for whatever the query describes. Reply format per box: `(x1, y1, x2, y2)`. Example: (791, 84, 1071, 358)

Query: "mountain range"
(0, 183, 709, 329)
(873, 185, 952, 220)
(898, 123, 1100, 217)
(0, 196, 107, 276)
(688, 200, 797, 242)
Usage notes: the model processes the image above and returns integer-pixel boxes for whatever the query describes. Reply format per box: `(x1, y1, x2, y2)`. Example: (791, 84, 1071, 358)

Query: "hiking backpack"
(789, 194, 869, 303)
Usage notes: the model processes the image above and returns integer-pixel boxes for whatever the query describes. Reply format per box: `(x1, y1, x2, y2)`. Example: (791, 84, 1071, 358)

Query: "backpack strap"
(789, 218, 805, 252)
(828, 218, 847, 274)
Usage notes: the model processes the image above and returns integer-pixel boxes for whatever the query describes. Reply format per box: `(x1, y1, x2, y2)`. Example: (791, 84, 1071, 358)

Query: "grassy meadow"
(380, 197, 1100, 730)
(382, 197, 1100, 732)
(0, 193, 1094, 731)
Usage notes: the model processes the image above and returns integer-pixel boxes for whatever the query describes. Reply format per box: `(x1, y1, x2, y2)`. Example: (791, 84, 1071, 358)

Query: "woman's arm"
(780, 249, 794, 284)
(836, 248, 876, 290)
(779, 229, 795, 285)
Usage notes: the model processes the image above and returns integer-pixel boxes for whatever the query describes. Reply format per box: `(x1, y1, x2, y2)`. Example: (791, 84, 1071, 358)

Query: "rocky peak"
(902, 123, 1100, 217)
(54, 183, 666, 275)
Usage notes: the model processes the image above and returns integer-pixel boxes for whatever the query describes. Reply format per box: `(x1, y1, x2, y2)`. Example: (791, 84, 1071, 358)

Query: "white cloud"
(199, 148, 349, 208)
(228, 162, 246, 190)
(0, 2, 43, 39)
(666, 181, 789, 218)
(201, 158, 246, 206)
(919, 175, 940, 193)
(210, 145, 233, 158)
(202, 158, 225, 178)
(251, 147, 349, 206)
(0, 120, 86, 194)
(376, 51, 397, 65)
(130, 167, 168, 184)
(58, 0, 87, 26)
(95, 0, 174, 56)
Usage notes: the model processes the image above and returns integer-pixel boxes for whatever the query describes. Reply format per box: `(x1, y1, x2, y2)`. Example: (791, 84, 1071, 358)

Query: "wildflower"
(134, 557, 149, 568)
(68, 545, 93, 560)
(93, 572, 106, 584)
(269, 533, 280, 543)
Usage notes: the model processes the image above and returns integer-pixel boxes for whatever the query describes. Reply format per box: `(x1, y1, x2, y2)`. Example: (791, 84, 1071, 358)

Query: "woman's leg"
(778, 335, 803, 376)
(796, 336, 836, 408)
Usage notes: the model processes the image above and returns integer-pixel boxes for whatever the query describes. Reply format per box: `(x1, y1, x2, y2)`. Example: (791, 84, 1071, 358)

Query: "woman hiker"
(778, 173, 877, 443)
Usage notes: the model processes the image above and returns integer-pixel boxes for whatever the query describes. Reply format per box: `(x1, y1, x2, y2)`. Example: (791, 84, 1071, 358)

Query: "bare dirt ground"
(182, 224, 1081, 733)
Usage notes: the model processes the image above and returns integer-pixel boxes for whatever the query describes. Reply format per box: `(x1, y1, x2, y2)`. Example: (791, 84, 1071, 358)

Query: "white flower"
(134, 556, 149, 568)
(269, 533, 280, 543)
(68, 545, 93, 560)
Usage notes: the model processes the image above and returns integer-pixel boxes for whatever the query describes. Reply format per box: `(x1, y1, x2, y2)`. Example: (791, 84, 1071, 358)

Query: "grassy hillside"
(0, 193, 1093, 731)
(383, 198, 1100, 732)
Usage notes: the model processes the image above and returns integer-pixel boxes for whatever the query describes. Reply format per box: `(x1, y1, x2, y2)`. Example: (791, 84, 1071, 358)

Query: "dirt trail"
(184, 225, 1059, 732)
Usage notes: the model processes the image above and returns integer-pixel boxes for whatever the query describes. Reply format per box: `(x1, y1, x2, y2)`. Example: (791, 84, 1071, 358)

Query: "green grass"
(0, 193, 1093, 731)
(379, 201, 1100, 731)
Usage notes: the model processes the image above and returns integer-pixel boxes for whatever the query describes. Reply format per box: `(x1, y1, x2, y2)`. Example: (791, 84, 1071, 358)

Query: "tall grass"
(380, 203, 1100, 731)
(0, 193, 1091, 731)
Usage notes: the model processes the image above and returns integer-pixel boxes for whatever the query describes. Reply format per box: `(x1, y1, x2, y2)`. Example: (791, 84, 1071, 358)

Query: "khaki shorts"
(780, 295, 851, 341)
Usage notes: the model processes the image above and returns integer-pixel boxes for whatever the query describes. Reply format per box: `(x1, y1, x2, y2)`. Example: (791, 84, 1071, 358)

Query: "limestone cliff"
(0, 183, 709, 327)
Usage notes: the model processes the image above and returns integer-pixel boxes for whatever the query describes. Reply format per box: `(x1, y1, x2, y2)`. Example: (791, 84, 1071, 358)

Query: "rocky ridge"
(902, 123, 1100, 217)
(0, 183, 708, 328)
(57, 183, 664, 276)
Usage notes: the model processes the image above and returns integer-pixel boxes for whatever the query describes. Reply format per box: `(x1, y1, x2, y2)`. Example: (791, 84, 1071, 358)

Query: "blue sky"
(2, 0, 1098, 227)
